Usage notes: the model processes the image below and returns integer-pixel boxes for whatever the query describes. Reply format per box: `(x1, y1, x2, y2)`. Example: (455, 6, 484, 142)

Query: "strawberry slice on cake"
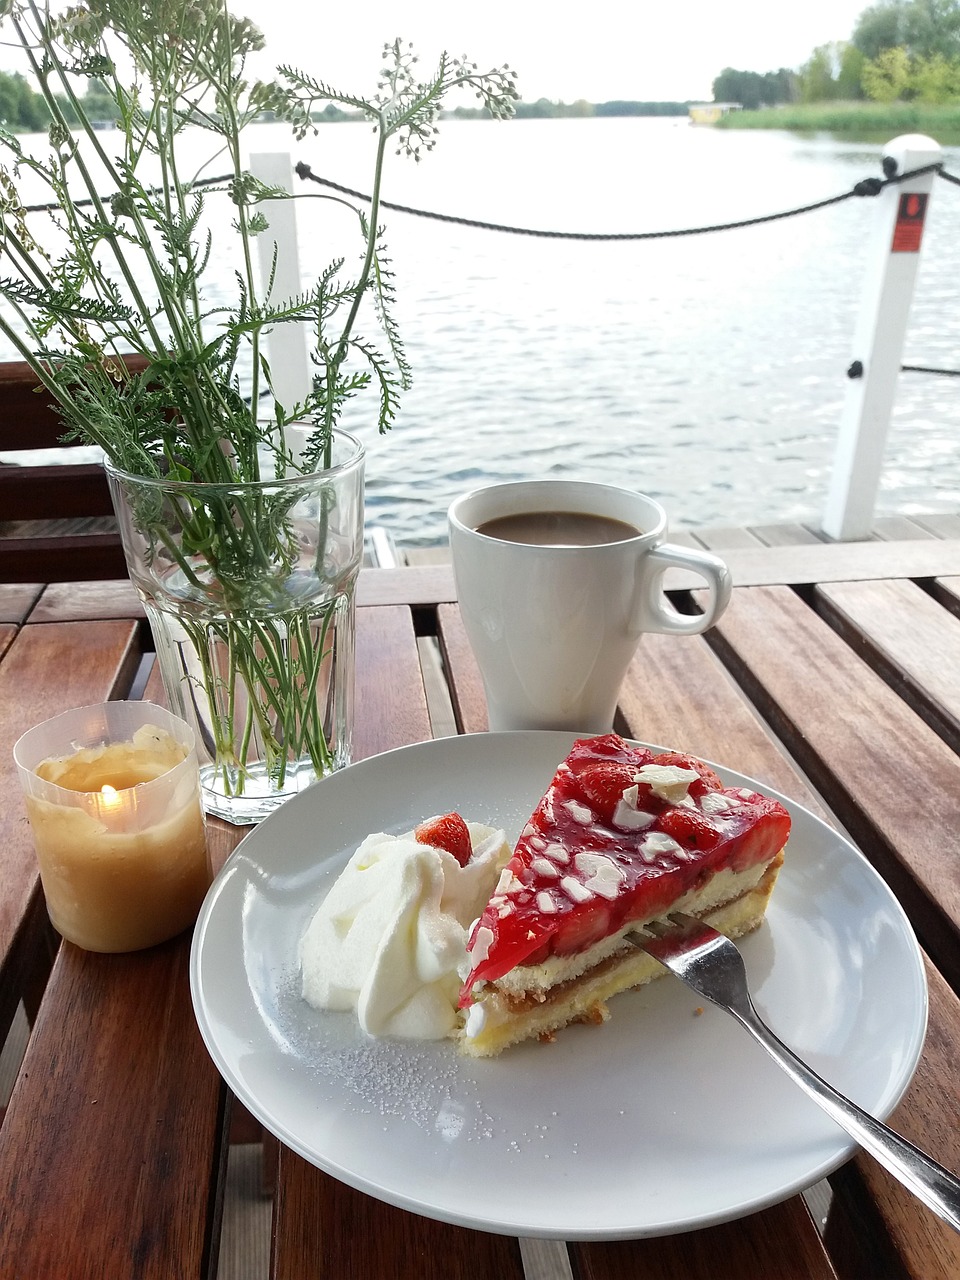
(458, 733, 790, 1056)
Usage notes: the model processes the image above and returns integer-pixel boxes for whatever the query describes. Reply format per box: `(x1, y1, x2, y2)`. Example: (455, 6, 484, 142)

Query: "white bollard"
(821, 134, 942, 541)
(249, 152, 312, 411)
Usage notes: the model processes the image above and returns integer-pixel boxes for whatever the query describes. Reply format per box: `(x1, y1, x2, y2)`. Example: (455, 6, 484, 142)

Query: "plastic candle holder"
(14, 702, 210, 953)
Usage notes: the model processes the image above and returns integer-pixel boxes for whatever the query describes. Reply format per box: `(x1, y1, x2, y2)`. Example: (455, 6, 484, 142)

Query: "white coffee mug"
(448, 480, 732, 732)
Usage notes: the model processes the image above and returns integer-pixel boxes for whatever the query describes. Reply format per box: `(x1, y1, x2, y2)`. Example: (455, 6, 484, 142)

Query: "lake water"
(4, 117, 960, 544)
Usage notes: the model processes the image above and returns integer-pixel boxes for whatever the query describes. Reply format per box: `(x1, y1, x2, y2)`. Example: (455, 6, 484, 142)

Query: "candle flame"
(99, 783, 122, 810)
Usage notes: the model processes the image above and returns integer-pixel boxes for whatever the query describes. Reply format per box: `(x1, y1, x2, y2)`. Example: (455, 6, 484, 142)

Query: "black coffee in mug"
(475, 510, 641, 547)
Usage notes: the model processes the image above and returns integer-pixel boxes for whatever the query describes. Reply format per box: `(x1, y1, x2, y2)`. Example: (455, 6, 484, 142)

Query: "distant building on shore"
(688, 102, 742, 125)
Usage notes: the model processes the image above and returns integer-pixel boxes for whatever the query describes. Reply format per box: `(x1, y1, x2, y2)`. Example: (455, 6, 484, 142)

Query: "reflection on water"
(4, 118, 959, 543)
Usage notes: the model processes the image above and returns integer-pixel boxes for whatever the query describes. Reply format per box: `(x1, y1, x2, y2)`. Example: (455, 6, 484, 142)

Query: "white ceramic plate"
(190, 731, 928, 1240)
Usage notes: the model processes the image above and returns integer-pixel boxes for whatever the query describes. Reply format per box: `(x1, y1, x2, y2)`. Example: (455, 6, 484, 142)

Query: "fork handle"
(732, 1003, 960, 1234)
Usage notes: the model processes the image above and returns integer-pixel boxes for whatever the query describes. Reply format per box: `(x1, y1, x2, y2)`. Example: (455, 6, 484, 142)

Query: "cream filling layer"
(490, 858, 771, 1000)
(457, 858, 782, 1058)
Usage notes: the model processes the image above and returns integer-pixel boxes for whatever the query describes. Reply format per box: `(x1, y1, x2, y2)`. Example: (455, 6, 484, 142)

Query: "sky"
(0, 1, 873, 102)
(226, 0, 873, 104)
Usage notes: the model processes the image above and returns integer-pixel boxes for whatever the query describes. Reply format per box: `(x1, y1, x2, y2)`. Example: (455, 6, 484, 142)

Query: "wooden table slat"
(930, 574, 960, 620)
(0, 940, 228, 1280)
(353, 604, 433, 761)
(570, 1197, 838, 1280)
(3, 570, 960, 1280)
(272, 1153, 527, 1280)
(617, 631, 827, 816)
(0, 582, 42, 625)
(814, 578, 960, 753)
(825, 960, 960, 1278)
(437, 603, 487, 735)
(709, 586, 960, 981)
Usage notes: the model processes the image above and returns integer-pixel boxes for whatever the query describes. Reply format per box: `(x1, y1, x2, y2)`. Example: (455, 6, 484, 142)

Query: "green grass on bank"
(717, 100, 960, 143)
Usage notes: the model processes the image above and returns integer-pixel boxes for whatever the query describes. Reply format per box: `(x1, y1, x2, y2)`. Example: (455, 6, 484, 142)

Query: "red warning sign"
(891, 192, 927, 253)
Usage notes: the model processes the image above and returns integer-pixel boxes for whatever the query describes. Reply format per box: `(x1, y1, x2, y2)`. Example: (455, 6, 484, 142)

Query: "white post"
(821, 134, 941, 541)
(249, 152, 312, 411)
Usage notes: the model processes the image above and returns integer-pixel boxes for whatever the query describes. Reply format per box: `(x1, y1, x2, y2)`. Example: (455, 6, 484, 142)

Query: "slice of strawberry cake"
(458, 733, 790, 1057)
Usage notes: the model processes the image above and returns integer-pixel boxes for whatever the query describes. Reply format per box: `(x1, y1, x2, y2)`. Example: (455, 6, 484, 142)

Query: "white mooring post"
(821, 134, 942, 541)
(248, 152, 312, 410)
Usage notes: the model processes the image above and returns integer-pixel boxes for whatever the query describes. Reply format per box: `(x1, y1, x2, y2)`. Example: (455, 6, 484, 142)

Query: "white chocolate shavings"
(563, 799, 594, 825)
(469, 924, 495, 965)
(531, 857, 561, 879)
(522, 823, 537, 838)
(561, 875, 595, 903)
(495, 868, 521, 896)
(737, 788, 756, 800)
(700, 792, 738, 814)
(528, 834, 546, 851)
(639, 831, 684, 861)
(574, 853, 625, 900)
(612, 790, 657, 832)
(541, 841, 570, 864)
(634, 763, 700, 804)
(536, 891, 558, 915)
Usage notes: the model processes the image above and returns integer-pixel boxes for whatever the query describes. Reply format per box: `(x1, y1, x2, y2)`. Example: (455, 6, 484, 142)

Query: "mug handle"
(640, 542, 732, 636)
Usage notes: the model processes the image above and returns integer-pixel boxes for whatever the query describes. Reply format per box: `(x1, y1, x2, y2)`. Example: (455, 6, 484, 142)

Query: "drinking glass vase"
(107, 431, 365, 824)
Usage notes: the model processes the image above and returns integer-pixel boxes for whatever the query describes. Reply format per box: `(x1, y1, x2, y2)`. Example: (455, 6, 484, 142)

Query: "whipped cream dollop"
(301, 821, 508, 1039)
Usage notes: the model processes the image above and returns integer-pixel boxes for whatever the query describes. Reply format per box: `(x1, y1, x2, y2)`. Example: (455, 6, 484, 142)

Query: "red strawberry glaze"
(459, 733, 790, 1002)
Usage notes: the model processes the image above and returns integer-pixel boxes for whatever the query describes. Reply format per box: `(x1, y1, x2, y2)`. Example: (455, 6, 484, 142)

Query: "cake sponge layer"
(459, 850, 783, 1058)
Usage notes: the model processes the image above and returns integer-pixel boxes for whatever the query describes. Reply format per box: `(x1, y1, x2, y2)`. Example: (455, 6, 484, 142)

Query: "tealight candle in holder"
(14, 701, 211, 953)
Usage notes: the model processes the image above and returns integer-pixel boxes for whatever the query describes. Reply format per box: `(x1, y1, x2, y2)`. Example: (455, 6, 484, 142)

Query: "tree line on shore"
(714, 0, 960, 107)
(0, 73, 694, 131)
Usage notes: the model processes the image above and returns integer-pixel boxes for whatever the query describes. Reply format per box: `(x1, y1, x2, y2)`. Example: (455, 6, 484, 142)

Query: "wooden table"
(2, 546, 960, 1279)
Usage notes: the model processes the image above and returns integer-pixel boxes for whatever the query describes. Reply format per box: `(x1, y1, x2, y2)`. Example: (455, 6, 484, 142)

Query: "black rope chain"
(11, 156, 960, 378)
(293, 159, 956, 241)
(16, 159, 958, 239)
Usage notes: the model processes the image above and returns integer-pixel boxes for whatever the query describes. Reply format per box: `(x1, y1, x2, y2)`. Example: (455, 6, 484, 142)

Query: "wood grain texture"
(662, 539, 960, 591)
(617, 631, 827, 815)
(0, 582, 42, 624)
(357, 564, 457, 609)
(29, 578, 143, 622)
(570, 1198, 837, 1280)
(271, 1154, 527, 1280)
(709, 586, 960, 980)
(437, 602, 488, 734)
(354, 605, 432, 761)
(0, 355, 150, 450)
(354, 541, 960, 608)
(872, 516, 938, 542)
(707, 586, 960, 1277)
(825, 959, 960, 1280)
(0, 462, 114, 520)
(928, 574, 960, 620)
(814, 578, 960, 752)
(0, 937, 227, 1280)
(0, 532, 128, 583)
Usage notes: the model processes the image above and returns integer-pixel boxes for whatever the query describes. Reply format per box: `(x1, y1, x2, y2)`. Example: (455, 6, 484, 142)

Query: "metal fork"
(626, 912, 960, 1235)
